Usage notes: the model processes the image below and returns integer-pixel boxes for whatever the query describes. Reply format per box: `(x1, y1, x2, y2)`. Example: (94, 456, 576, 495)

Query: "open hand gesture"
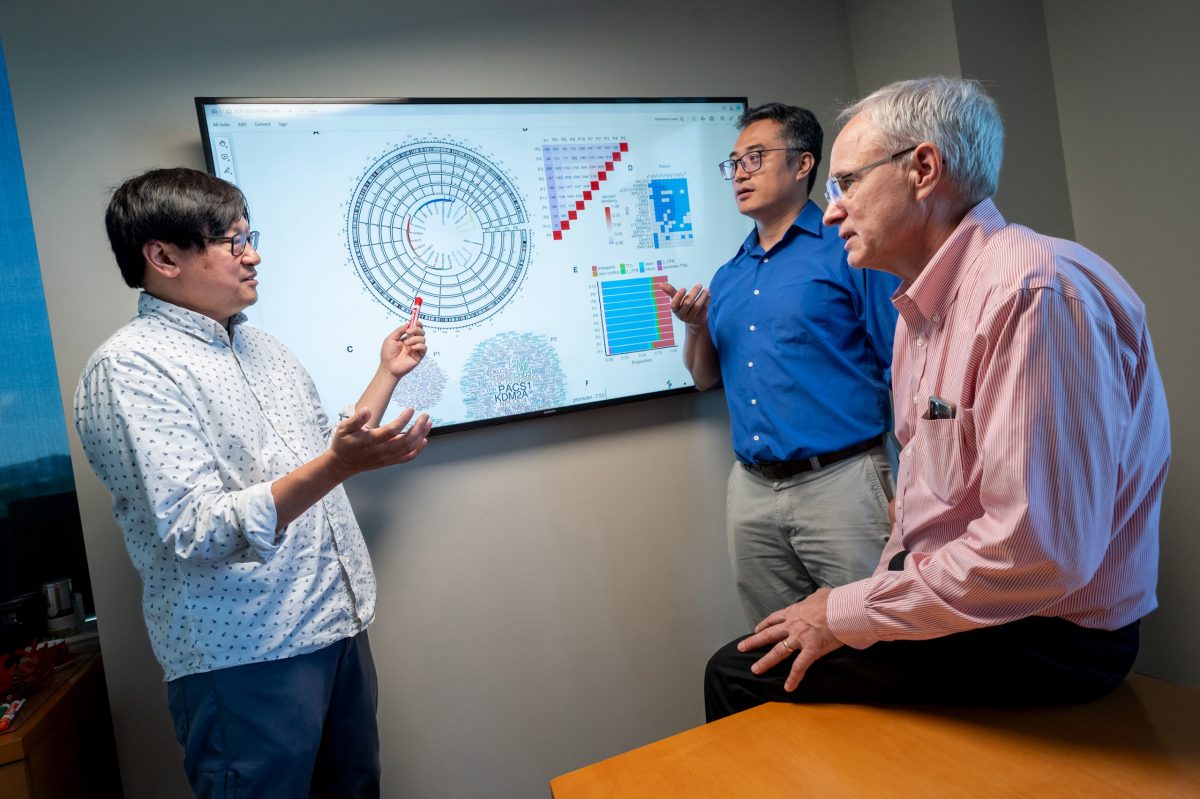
(328, 406, 432, 479)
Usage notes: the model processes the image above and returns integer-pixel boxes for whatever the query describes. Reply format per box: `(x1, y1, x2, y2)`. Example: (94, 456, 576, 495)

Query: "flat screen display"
(196, 97, 748, 433)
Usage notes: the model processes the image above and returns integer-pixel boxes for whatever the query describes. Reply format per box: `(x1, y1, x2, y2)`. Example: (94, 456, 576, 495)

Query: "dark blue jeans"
(167, 631, 379, 798)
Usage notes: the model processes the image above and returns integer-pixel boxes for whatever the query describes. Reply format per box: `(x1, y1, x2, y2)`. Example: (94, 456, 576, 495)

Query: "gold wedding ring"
(781, 639, 795, 653)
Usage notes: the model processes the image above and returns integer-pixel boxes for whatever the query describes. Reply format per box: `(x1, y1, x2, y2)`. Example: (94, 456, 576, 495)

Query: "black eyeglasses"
(824, 146, 917, 205)
(205, 230, 260, 257)
(718, 148, 803, 180)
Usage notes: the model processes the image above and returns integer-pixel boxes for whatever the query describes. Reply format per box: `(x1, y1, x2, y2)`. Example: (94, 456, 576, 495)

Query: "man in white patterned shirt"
(75, 167, 431, 797)
(705, 77, 1170, 719)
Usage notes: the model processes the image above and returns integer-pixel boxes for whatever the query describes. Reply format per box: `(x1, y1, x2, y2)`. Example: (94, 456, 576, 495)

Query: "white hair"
(839, 76, 1004, 206)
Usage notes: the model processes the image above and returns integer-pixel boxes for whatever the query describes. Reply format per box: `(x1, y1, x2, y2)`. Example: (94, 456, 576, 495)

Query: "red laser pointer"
(404, 297, 423, 337)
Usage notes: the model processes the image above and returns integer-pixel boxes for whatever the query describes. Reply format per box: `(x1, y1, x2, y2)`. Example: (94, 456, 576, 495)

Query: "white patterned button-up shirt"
(75, 292, 375, 681)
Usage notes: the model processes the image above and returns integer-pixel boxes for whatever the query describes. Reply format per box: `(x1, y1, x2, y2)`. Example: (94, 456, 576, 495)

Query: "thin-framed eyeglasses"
(718, 148, 803, 180)
(205, 230, 260, 257)
(824, 146, 917, 205)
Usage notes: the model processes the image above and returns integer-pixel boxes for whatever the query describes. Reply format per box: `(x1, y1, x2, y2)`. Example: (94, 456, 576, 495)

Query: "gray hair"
(839, 76, 1004, 206)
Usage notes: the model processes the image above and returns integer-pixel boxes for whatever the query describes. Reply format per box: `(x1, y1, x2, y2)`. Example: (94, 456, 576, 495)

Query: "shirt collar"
(897, 198, 1007, 324)
(138, 291, 247, 345)
(738, 199, 826, 258)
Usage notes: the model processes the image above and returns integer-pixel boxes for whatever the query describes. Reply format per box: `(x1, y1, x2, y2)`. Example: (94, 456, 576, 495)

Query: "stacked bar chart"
(598, 274, 676, 355)
(648, 177, 694, 248)
(542, 140, 629, 240)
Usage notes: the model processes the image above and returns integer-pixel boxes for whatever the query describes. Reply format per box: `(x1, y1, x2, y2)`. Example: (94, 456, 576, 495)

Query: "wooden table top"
(550, 673, 1200, 798)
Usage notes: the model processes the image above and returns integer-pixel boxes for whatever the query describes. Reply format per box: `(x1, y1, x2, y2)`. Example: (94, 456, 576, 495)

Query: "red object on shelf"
(0, 639, 75, 700)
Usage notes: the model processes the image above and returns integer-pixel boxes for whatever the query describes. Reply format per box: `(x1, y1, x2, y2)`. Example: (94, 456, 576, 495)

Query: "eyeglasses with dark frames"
(824, 146, 918, 205)
(718, 148, 804, 180)
(205, 230, 260, 257)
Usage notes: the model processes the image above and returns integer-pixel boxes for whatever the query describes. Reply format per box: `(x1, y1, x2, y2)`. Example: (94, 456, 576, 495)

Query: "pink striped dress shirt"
(828, 199, 1170, 649)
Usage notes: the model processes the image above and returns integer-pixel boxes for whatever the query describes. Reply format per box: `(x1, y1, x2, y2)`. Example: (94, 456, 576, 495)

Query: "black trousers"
(704, 616, 1139, 722)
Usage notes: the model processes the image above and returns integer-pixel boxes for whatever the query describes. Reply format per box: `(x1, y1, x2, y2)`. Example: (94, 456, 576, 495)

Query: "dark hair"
(736, 103, 824, 195)
(105, 167, 250, 288)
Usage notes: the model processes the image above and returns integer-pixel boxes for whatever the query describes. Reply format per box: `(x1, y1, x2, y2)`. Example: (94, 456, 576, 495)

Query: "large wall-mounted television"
(196, 97, 748, 433)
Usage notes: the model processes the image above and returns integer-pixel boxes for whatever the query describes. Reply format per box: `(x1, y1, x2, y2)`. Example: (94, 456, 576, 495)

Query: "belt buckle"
(747, 462, 774, 479)
(758, 461, 802, 480)
(762, 463, 786, 480)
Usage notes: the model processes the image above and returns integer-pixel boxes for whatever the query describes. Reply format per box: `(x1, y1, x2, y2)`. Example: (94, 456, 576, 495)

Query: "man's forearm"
(270, 450, 354, 532)
(683, 325, 721, 389)
(353, 366, 401, 427)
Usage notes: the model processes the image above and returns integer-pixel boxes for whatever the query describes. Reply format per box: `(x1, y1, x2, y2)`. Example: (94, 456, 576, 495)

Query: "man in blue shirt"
(663, 103, 900, 624)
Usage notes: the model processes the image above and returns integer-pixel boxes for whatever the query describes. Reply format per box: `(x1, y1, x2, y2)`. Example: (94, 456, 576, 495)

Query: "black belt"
(742, 434, 886, 480)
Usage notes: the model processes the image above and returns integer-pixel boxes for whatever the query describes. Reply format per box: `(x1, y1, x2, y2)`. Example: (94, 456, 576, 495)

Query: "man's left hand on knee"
(738, 587, 845, 691)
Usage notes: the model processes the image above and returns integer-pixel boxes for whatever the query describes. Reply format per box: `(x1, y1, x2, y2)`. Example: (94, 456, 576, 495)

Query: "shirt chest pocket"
(916, 408, 975, 505)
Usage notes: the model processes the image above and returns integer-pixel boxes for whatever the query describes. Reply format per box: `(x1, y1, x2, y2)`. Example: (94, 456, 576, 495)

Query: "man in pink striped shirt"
(705, 76, 1170, 719)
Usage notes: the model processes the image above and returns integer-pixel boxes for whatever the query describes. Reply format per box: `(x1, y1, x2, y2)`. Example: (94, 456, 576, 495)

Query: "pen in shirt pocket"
(929, 395, 956, 420)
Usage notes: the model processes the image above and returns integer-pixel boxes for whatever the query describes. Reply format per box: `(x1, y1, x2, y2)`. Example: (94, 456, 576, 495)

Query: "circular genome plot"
(347, 142, 531, 328)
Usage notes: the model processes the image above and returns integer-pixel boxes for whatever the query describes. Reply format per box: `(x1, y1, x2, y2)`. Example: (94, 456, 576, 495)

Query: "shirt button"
(896, 500, 904, 510)
(932, 314, 941, 324)
(753, 435, 760, 441)
(753, 289, 760, 295)
(916, 337, 926, 348)
(750, 399, 757, 405)
(913, 394, 920, 404)
(749, 324, 756, 331)
(763, 258, 769, 264)
(747, 361, 754, 368)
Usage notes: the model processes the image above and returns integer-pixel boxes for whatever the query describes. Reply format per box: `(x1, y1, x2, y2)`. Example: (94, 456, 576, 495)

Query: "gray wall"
(954, 0, 1074, 240)
(846, 0, 1075, 237)
(1042, 0, 1200, 687)
(1, 1, 1195, 796)
(846, 0, 962, 90)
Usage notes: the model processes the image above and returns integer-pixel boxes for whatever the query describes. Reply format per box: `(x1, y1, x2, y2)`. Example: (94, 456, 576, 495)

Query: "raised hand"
(378, 321, 427, 379)
(660, 282, 710, 329)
